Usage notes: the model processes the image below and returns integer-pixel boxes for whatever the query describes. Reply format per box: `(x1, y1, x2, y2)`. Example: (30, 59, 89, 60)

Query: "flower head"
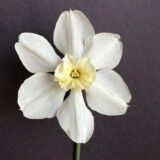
(15, 10, 131, 143)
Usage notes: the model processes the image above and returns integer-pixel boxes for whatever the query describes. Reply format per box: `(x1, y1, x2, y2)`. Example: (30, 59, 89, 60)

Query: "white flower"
(15, 10, 131, 143)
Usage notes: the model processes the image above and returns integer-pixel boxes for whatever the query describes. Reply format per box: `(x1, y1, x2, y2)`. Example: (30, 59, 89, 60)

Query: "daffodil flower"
(15, 10, 131, 143)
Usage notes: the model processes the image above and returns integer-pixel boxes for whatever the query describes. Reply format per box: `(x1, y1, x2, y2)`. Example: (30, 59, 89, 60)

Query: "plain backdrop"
(0, 0, 160, 160)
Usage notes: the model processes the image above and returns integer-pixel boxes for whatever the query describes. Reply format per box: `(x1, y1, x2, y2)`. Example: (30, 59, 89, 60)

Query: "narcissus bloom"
(15, 10, 131, 143)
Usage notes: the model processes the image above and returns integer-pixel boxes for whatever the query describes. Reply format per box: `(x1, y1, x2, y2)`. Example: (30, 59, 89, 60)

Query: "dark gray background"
(0, 0, 160, 159)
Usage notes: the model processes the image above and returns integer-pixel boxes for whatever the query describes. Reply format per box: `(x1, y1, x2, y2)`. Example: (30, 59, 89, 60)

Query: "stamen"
(71, 70, 80, 78)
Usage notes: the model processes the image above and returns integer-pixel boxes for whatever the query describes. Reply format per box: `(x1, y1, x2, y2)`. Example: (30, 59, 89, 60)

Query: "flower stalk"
(75, 143, 81, 160)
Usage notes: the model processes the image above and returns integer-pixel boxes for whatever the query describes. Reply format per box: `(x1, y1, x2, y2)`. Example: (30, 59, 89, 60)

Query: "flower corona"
(54, 54, 96, 91)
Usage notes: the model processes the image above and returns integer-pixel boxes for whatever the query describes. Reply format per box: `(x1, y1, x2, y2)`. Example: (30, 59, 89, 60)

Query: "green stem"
(75, 143, 81, 160)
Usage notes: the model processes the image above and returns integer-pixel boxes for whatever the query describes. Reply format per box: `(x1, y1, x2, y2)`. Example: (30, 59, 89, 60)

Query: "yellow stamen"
(71, 70, 80, 78)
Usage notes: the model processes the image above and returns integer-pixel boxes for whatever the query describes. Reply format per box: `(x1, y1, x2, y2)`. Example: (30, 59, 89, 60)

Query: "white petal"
(57, 89, 94, 143)
(18, 73, 65, 119)
(15, 33, 61, 73)
(54, 10, 95, 59)
(83, 33, 122, 69)
(86, 79, 128, 116)
(95, 69, 131, 103)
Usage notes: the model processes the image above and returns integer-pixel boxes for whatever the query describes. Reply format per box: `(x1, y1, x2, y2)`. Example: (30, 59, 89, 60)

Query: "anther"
(71, 70, 80, 78)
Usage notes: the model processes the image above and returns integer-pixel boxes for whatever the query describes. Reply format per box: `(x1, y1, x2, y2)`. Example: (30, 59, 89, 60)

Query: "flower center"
(70, 70, 80, 78)
(54, 54, 96, 91)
